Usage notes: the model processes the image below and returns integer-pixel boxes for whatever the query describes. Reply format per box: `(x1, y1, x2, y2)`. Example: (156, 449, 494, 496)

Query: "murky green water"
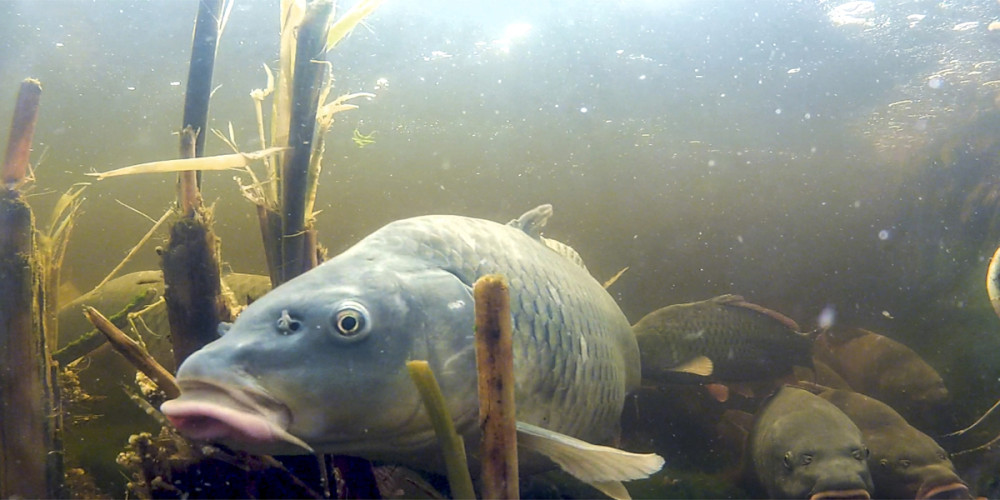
(4, 0, 1000, 497)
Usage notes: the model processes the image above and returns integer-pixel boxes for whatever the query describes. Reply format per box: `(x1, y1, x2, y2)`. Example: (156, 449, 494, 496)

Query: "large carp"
(161, 205, 663, 498)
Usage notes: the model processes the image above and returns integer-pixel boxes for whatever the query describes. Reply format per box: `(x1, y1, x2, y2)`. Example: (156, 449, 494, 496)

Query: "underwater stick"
(279, 0, 332, 283)
(84, 306, 180, 399)
(1, 79, 41, 186)
(474, 274, 519, 499)
(406, 360, 477, 499)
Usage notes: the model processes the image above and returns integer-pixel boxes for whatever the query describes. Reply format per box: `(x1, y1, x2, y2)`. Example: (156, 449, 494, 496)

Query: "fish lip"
(808, 489, 871, 500)
(161, 377, 314, 454)
(915, 482, 971, 500)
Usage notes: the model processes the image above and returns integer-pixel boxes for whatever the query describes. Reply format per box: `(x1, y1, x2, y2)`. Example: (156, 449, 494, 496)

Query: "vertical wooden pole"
(474, 274, 519, 499)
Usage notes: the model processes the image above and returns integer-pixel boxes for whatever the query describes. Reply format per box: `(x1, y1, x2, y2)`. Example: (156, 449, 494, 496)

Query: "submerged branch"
(84, 306, 180, 399)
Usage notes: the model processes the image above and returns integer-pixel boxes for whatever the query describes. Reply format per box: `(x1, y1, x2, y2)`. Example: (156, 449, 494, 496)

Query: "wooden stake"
(474, 274, 519, 499)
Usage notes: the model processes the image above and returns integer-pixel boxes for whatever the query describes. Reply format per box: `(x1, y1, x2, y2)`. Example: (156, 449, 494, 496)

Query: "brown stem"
(2, 79, 42, 186)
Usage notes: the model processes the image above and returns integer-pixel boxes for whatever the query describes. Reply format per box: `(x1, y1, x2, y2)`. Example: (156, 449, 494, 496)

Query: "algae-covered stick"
(280, 0, 332, 283)
(84, 306, 181, 399)
(1, 79, 41, 186)
(406, 360, 477, 499)
(473, 274, 519, 499)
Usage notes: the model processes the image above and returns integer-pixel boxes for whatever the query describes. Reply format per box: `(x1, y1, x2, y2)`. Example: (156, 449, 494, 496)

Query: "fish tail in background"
(516, 422, 664, 500)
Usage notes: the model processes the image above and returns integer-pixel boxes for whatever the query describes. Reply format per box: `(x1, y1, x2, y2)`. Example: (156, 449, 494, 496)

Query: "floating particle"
(818, 305, 836, 330)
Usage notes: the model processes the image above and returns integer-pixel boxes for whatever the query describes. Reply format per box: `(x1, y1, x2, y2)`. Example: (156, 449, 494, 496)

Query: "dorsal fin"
(508, 204, 553, 237)
(508, 205, 591, 272)
(541, 236, 589, 271)
(714, 294, 802, 332)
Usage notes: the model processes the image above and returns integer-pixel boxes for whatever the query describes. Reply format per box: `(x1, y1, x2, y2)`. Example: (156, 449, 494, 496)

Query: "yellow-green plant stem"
(406, 360, 476, 499)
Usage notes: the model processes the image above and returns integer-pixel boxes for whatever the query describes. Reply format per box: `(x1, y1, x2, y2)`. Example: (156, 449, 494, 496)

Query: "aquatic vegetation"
(406, 360, 476, 500)
(85, 147, 288, 181)
(352, 128, 376, 148)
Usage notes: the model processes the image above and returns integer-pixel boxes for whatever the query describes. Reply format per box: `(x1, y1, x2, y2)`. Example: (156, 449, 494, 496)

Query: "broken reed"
(163, 0, 230, 368)
(2, 79, 41, 186)
(474, 274, 519, 500)
(279, 0, 332, 283)
(0, 79, 62, 498)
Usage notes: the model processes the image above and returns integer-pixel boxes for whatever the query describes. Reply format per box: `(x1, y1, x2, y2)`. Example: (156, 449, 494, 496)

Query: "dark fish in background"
(632, 294, 814, 386)
(813, 326, 952, 433)
(819, 389, 971, 500)
(748, 386, 873, 499)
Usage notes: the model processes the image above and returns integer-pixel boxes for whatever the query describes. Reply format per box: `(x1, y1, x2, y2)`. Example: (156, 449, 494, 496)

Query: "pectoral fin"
(669, 355, 713, 377)
(516, 422, 665, 500)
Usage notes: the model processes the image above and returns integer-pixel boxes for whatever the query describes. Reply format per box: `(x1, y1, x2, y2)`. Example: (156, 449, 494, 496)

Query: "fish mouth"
(160, 378, 313, 454)
(916, 482, 971, 500)
(809, 489, 871, 500)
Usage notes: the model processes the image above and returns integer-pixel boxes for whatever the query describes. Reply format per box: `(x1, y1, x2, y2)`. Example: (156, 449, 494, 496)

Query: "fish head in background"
(162, 249, 477, 459)
(819, 390, 971, 500)
(750, 386, 874, 499)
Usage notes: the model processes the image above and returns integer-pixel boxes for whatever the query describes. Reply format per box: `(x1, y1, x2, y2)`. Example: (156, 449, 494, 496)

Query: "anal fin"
(516, 422, 664, 500)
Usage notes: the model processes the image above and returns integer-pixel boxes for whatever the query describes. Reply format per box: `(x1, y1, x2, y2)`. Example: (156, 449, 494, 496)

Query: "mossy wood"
(0, 189, 62, 498)
(162, 215, 235, 367)
(474, 274, 519, 499)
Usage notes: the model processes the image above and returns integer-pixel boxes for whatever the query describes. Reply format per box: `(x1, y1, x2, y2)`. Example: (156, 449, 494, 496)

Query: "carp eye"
(851, 448, 867, 461)
(330, 301, 370, 341)
(800, 454, 812, 466)
(899, 459, 911, 469)
(277, 309, 303, 335)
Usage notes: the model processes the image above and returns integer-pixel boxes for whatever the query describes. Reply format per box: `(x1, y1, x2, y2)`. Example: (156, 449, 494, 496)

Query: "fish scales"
(404, 213, 636, 442)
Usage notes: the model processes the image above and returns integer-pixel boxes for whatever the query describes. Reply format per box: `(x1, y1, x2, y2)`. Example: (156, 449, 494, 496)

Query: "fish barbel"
(161, 205, 663, 498)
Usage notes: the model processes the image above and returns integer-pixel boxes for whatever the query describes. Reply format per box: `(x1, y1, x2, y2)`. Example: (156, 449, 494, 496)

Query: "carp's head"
(161, 253, 477, 459)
